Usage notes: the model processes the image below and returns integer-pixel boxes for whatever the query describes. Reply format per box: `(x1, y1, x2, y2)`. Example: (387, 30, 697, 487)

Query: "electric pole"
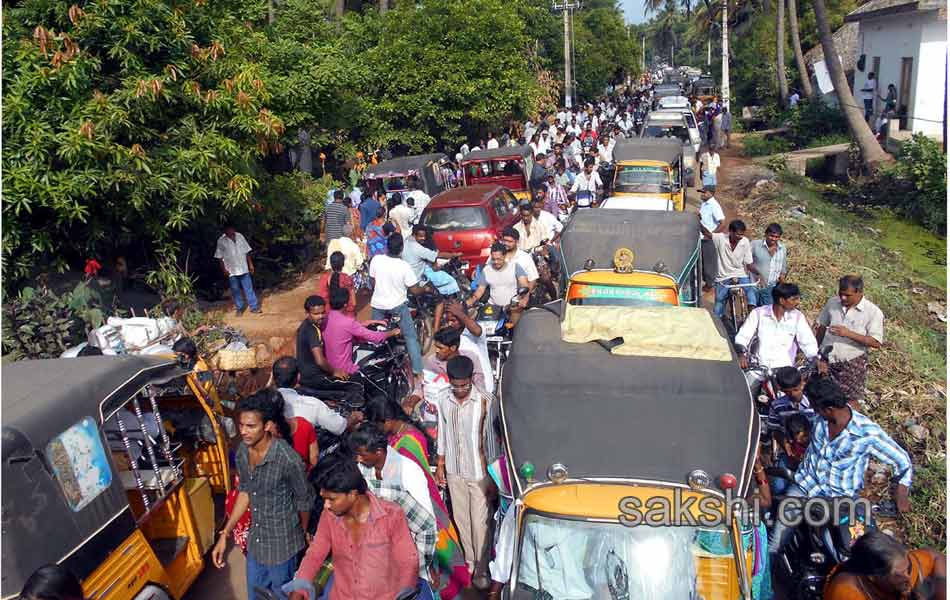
(721, 0, 730, 110)
(642, 36, 646, 71)
(554, 0, 580, 108)
(554, 0, 581, 108)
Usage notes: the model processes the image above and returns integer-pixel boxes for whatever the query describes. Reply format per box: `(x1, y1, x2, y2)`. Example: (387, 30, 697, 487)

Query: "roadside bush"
(786, 100, 848, 147)
(2, 283, 104, 360)
(742, 134, 794, 157)
(846, 134, 946, 235)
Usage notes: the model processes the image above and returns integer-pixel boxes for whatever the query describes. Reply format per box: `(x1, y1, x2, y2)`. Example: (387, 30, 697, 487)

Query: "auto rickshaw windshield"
(614, 165, 671, 193)
(515, 513, 733, 599)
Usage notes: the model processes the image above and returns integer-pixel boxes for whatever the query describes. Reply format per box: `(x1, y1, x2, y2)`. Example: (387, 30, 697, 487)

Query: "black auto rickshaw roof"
(363, 153, 448, 179)
(460, 145, 533, 163)
(614, 139, 683, 164)
(2, 356, 187, 451)
(499, 303, 756, 495)
(559, 209, 700, 278)
(1, 356, 190, 598)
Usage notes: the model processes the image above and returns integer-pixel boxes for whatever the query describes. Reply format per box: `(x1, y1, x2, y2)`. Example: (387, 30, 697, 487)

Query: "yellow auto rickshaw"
(498, 302, 759, 599)
(559, 209, 702, 309)
(2, 355, 233, 600)
(610, 139, 686, 211)
(460, 145, 535, 202)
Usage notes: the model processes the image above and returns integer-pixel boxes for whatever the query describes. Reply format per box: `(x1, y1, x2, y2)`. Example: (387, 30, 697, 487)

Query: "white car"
(600, 196, 675, 211)
(657, 95, 691, 111)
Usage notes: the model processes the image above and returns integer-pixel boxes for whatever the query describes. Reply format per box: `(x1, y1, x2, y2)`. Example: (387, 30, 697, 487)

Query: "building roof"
(803, 21, 859, 73)
(844, 0, 932, 21)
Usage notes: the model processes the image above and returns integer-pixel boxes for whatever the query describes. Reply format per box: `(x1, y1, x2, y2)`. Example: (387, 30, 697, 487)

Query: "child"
(770, 413, 811, 496)
(767, 367, 814, 446)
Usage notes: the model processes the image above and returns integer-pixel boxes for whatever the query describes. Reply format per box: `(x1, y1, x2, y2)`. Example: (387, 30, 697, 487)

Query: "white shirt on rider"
(735, 305, 819, 369)
(460, 329, 494, 394)
(278, 387, 347, 435)
(511, 249, 539, 283)
(369, 254, 418, 310)
(535, 209, 563, 240)
(570, 171, 602, 207)
(514, 218, 547, 252)
(597, 139, 615, 164)
(711, 232, 753, 282)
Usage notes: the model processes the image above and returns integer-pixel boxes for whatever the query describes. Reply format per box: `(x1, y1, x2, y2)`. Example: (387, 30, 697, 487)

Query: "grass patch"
(742, 134, 794, 157)
(735, 173, 947, 548)
(806, 133, 851, 148)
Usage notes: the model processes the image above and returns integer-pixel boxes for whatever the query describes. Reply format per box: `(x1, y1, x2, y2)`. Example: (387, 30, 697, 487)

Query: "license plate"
(479, 320, 499, 334)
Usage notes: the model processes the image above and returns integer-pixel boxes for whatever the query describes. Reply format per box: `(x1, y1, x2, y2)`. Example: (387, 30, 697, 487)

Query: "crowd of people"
(98, 85, 941, 600)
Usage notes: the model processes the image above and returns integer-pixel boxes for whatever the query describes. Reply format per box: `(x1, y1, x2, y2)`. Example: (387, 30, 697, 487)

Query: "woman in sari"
(364, 397, 471, 599)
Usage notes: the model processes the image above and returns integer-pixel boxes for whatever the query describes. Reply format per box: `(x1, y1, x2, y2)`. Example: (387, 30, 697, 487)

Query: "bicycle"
(721, 278, 757, 335)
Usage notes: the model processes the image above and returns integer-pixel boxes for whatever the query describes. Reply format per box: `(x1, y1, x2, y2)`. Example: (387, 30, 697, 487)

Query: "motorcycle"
(473, 287, 530, 389)
(410, 256, 474, 354)
(737, 344, 831, 462)
(766, 466, 874, 600)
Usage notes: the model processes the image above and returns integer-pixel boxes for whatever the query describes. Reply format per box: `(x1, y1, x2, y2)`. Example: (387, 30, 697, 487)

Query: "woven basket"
(216, 348, 257, 371)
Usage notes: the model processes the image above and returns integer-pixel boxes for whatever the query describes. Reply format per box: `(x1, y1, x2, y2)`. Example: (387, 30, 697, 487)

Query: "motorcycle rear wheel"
(415, 314, 433, 355)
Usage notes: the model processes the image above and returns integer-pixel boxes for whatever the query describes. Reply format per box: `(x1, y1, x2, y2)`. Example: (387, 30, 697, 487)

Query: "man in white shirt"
(388, 195, 414, 235)
(698, 188, 725, 291)
(407, 180, 431, 217)
(699, 146, 721, 190)
(214, 224, 260, 315)
(498, 227, 539, 291)
(271, 356, 362, 434)
(566, 118, 581, 136)
(485, 133, 499, 150)
(369, 234, 427, 376)
(789, 90, 800, 108)
(860, 72, 876, 122)
(442, 301, 494, 394)
(735, 282, 819, 393)
(569, 161, 603, 208)
(700, 219, 759, 317)
(596, 136, 616, 164)
(350, 423, 435, 518)
(513, 203, 547, 252)
(531, 197, 563, 242)
(323, 224, 364, 275)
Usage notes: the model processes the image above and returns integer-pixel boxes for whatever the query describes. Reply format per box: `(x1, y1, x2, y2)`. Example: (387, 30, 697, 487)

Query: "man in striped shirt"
(433, 356, 502, 590)
(768, 377, 912, 557)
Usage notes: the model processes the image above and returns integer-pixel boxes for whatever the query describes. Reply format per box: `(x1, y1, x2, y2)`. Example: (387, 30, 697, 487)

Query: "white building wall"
(914, 18, 947, 137)
(855, 11, 947, 137)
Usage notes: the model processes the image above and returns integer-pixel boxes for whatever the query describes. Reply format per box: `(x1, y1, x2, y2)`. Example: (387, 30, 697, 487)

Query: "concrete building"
(846, 0, 947, 139)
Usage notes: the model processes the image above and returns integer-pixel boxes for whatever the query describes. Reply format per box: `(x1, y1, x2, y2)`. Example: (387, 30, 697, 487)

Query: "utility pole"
(721, 0, 730, 110)
(707, 38, 711, 67)
(642, 36, 646, 71)
(554, 0, 581, 108)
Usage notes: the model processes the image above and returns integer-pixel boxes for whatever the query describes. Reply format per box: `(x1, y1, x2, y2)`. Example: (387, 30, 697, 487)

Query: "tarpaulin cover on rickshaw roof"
(362, 153, 448, 180)
(499, 302, 757, 495)
(1, 356, 188, 598)
(558, 209, 700, 279)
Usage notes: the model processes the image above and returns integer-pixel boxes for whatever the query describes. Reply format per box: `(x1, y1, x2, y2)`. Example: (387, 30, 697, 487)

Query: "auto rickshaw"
(692, 77, 718, 104)
(460, 145, 534, 202)
(1, 355, 233, 600)
(559, 209, 702, 308)
(610, 139, 686, 211)
(363, 152, 449, 199)
(498, 302, 759, 599)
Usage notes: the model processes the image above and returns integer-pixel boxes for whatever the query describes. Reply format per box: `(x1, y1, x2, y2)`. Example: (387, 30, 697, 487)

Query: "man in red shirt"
(287, 462, 419, 600)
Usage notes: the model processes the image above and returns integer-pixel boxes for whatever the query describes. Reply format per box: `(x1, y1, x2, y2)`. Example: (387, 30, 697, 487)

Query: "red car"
(418, 184, 521, 274)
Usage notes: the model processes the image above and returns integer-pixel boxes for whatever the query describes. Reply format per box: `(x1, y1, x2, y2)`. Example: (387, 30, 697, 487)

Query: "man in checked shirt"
(212, 390, 314, 600)
(768, 377, 913, 559)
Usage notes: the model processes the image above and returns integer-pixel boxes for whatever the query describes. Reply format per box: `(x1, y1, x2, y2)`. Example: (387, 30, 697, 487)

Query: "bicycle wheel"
(730, 288, 750, 331)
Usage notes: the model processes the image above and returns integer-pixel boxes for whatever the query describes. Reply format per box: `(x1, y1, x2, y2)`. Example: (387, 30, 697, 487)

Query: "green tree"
(2, 0, 288, 292)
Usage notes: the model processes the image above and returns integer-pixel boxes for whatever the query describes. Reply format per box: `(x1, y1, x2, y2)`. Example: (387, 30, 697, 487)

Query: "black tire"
(728, 288, 750, 333)
(416, 314, 433, 355)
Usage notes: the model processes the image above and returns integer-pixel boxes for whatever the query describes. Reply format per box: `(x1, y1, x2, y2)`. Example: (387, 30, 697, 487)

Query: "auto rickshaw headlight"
(584, 258, 596, 271)
(653, 261, 668, 274)
(547, 463, 569, 484)
(687, 469, 710, 490)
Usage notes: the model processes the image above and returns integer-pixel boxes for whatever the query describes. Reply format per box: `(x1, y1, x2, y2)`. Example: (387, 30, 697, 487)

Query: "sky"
(620, 0, 650, 24)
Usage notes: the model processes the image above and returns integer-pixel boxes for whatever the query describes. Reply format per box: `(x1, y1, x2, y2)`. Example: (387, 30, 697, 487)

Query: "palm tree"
(812, 0, 888, 166)
(786, 0, 814, 98)
(776, 0, 788, 106)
